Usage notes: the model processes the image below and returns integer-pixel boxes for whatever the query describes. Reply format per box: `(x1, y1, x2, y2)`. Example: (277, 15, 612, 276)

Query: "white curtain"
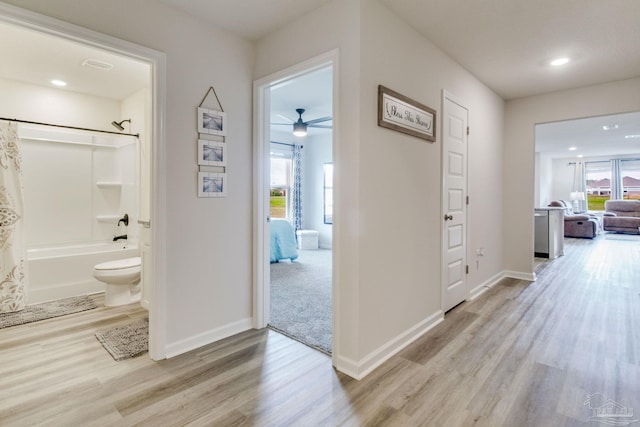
(610, 159, 623, 200)
(572, 161, 586, 212)
(0, 121, 27, 313)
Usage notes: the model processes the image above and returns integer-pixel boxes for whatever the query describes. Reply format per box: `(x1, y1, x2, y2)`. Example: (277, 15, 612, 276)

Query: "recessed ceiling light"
(603, 124, 619, 130)
(625, 134, 640, 139)
(577, 154, 584, 158)
(50, 79, 67, 87)
(569, 146, 577, 151)
(550, 57, 570, 66)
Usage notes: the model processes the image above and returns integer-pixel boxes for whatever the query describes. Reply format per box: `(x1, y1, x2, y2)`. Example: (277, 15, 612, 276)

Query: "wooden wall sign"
(378, 85, 436, 142)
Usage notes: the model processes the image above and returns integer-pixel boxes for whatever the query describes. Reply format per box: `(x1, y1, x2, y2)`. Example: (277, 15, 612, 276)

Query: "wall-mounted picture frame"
(378, 85, 436, 142)
(198, 139, 227, 167)
(198, 172, 227, 198)
(197, 107, 227, 136)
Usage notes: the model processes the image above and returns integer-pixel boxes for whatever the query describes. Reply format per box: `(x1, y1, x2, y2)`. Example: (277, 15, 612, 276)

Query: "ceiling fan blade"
(276, 114, 295, 123)
(270, 123, 293, 126)
(308, 124, 332, 129)
(305, 116, 332, 125)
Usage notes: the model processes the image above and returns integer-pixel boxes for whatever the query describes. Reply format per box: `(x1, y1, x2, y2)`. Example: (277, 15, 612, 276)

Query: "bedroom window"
(270, 157, 292, 219)
(324, 162, 333, 224)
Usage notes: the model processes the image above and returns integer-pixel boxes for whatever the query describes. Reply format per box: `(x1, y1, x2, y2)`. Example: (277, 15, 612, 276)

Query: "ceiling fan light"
(293, 121, 307, 137)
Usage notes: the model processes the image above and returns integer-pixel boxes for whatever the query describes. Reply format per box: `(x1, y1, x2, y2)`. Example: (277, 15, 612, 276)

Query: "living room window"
(620, 159, 640, 201)
(585, 161, 611, 211)
(585, 159, 640, 211)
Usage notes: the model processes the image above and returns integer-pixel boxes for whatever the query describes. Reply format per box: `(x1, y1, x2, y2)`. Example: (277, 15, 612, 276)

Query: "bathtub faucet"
(113, 234, 128, 241)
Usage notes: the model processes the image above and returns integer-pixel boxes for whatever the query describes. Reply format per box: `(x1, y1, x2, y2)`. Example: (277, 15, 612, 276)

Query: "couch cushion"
(605, 200, 640, 217)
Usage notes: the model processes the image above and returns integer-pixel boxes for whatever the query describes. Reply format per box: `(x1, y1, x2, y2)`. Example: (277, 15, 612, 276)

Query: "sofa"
(548, 200, 599, 239)
(603, 200, 640, 234)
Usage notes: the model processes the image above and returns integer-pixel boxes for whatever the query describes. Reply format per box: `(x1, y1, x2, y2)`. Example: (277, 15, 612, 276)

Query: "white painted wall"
(303, 133, 332, 248)
(0, 77, 120, 129)
(504, 77, 640, 276)
(535, 152, 554, 207)
(4, 0, 255, 353)
(257, 0, 505, 377)
(358, 0, 504, 365)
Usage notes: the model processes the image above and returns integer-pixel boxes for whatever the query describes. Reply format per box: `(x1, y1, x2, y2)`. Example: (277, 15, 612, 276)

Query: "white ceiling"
(2, 0, 639, 152)
(536, 112, 640, 159)
(157, 0, 640, 101)
(382, 0, 640, 100)
(0, 22, 149, 101)
(157, 0, 333, 42)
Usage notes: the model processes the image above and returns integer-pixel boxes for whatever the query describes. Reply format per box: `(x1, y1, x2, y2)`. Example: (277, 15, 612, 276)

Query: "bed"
(270, 219, 298, 263)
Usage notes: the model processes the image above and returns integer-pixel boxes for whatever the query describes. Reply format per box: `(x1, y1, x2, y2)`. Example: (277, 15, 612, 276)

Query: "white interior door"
(442, 93, 469, 312)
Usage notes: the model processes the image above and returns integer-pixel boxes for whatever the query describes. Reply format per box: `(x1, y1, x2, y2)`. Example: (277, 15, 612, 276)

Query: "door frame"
(440, 90, 470, 312)
(253, 49, 339, 361)
(0, 3, 167, 359)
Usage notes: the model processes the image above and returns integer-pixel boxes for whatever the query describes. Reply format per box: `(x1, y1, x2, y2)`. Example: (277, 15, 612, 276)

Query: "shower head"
(111, 119, 131, 131)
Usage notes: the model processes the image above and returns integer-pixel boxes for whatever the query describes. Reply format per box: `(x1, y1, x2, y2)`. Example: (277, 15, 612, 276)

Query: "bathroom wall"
(0, 77, 120, 130)
(20, 127, 139, 248)
(0, 77, 143, 249)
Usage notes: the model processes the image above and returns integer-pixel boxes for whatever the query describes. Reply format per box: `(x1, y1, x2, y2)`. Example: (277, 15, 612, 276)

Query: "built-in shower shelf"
(96, 215, 121, 223)
(96, 181, 122, 188)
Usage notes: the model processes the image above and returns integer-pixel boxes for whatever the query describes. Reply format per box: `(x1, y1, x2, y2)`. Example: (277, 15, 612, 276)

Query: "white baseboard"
(335, 310, 444, 380)
(469, 272, 507, 300)
(503, 270, 536, 282)
(165, 317, 253, 358)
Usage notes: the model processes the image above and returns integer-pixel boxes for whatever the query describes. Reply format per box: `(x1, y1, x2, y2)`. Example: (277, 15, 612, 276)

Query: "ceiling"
(2, 0, 638, 152)
(0, 22, 149, 101)
(536, 112, 640, 159)
(157, 0, 640, 101)
(158, 0, 333, 42)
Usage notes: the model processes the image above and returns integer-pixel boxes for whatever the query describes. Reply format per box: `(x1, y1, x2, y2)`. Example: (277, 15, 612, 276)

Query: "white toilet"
(93, 257, 142, 307)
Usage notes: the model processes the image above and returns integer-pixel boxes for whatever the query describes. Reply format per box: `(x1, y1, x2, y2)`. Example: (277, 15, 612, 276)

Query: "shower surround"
(19, 125, 140, 303)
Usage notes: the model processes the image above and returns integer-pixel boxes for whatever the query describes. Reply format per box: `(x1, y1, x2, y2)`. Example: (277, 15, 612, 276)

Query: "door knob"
(444, 214, 453, 221)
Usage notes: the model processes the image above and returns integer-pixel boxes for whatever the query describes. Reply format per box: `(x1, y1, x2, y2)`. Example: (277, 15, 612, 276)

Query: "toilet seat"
(95, 256, 141, 271)
(93, 256, 141, 288)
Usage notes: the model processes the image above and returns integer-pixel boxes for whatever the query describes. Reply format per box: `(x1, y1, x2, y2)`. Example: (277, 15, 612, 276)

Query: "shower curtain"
(0, 121, 26, 313)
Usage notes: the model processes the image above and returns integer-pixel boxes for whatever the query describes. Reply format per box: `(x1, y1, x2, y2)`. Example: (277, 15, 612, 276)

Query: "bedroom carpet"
(270, 249, 332, 354)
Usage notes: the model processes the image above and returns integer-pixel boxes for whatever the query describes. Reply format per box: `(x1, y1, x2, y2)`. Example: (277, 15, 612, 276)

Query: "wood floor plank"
(0, 236, 638, 426)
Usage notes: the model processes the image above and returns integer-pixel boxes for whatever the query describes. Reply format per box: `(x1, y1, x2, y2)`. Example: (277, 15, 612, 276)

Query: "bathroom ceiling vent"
(81, 58, 114, 71)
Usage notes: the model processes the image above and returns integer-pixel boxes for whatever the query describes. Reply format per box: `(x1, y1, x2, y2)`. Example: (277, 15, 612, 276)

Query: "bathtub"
(26, 241, 139, 304)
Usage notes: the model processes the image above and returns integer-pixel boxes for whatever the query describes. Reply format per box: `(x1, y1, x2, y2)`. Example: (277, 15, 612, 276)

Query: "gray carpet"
(270, 249, 332, 354)
(95, 317, 148, 361)
(0, 295, 97, 329)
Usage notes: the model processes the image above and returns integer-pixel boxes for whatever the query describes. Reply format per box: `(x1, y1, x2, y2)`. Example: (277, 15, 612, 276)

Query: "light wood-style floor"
(1, 235, 639, 426)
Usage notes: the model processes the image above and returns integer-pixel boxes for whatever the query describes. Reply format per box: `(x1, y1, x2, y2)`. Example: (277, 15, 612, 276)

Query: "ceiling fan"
(271, 108, 332, 137)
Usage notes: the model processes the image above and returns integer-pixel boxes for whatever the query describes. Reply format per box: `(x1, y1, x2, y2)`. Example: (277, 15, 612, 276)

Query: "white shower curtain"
(0, 121, 26, 313)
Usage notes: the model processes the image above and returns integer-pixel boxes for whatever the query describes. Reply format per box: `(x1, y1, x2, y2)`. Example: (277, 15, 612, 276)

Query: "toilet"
(92, 257, 142, 307)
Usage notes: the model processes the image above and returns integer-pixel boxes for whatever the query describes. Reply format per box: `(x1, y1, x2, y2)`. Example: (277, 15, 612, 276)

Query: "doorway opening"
(0, 5, 166, 359)
(253, 52, 337, 356)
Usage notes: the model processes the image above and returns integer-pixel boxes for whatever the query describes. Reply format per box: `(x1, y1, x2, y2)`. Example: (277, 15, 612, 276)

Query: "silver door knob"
(444, 214, 453, 221)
